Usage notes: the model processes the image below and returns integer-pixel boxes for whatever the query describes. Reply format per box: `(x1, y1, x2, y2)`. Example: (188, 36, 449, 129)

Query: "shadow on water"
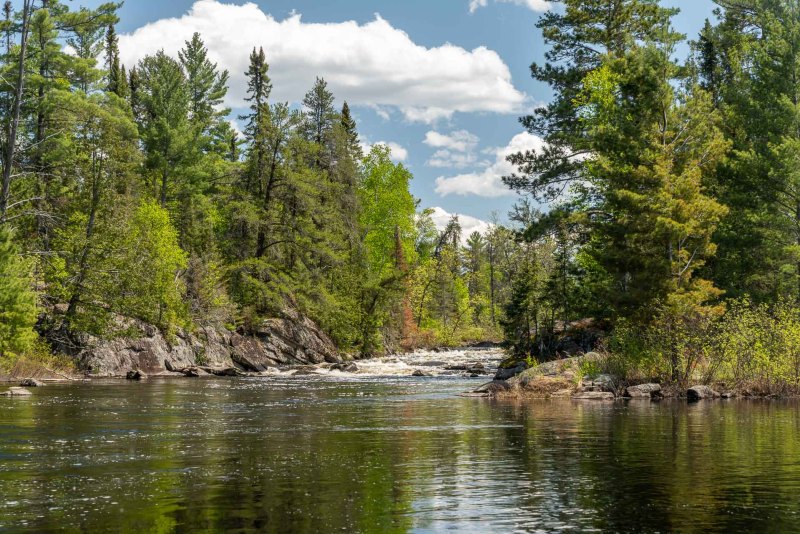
(1, 371, 799, 533)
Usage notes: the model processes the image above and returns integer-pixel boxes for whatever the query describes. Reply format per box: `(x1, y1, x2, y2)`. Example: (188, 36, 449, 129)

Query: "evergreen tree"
(135, 51, 192, 208)
(105, 24, 125, 97)
(302, 77, 336, 169)
(179, 32, 230, 134)
(704, 0, 800, 302)
(340, 101, 362, 159)
(506, 0, 726, 324)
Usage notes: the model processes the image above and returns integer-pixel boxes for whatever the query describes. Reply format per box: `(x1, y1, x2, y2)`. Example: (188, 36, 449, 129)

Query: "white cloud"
(469, 0, 550, 13)
(429, 206, 492, 242)
(118, 0, 526, 123)
(428, 149, 479, 169)
(435, 131, 545, 197)
(361, 140, 409, 162)
(424, 130, 480, 168)
(424, 130, 479, 152)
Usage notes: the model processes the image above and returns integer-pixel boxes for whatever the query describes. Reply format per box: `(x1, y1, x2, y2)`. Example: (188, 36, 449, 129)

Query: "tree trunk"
(0, 0, 33, 220)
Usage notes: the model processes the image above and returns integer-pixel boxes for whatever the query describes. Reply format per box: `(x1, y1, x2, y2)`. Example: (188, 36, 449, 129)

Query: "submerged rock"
(573, 391, 615, 401)
(1, 387, 33, 397)
(412, 370, 432, 377)
(202, 366, 245, 377)
(331, 362, 359, 373)
(179, 367, 208, 378)
(625, 383, 662, 399)
(687, 385, 720, 401)
(291, 366, 320, 376)
(19, 378, 44, 387)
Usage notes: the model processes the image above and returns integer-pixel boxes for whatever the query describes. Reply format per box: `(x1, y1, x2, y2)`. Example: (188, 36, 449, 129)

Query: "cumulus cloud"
(469, 0, 550, 13)
(361, 140, 409, 162)
(434, 131, 545, 197)
(424, 130, 479, 152)
(428, 150, 479, 169)
(429, 207, 492, 242)
(118, 0, 526, 123)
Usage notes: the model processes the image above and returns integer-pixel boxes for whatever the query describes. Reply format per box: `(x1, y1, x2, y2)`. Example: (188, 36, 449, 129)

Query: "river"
(2, 348, 800, 533)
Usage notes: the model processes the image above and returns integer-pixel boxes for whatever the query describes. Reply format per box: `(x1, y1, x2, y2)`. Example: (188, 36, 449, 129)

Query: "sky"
(80, 0, 717, 235)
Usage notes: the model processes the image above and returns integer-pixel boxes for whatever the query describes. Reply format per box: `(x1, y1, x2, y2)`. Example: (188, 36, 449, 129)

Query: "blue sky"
(84, 0, 717, 232)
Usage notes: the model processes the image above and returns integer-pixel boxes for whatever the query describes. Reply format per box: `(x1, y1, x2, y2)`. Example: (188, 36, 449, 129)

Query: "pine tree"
(240, 47, 271, 194)
(704, 0, 800, 302)
(505, 0, 726, 323)
(136, 51, 192, 208)
(105, 24, 126, 97)
(179, 32, 230, 133)
(340, 101, 362, 159)
(302, 77, 336, 169)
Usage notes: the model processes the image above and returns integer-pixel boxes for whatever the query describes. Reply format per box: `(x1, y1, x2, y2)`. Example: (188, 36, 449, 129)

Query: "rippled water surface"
(2, 349, 800, 533)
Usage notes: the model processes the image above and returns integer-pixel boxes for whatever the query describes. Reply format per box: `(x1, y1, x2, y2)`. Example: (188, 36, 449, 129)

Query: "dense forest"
(6, 0, 800, 390)
(0, 0, 533, 366)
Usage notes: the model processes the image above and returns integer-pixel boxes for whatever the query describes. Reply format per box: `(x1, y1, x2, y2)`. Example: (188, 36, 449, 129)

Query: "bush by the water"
(604, 300, 800, 395)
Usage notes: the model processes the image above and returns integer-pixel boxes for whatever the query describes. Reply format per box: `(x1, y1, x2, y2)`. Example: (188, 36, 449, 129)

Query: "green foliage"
(119, 201, 188, 331)
(0, 226, 37, 357)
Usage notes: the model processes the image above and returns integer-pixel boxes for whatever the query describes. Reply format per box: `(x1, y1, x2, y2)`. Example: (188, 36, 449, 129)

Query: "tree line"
(0, 1, 539, 363)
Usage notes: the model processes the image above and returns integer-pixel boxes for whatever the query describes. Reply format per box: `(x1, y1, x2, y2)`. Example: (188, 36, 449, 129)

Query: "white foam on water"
(323, 347, 505, 378)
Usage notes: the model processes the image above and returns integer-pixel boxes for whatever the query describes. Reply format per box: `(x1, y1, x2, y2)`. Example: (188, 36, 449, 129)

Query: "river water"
(2, 348, 800, 533)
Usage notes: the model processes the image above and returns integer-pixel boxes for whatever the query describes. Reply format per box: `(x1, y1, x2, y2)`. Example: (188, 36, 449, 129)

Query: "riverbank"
(470, 352, 800, 400)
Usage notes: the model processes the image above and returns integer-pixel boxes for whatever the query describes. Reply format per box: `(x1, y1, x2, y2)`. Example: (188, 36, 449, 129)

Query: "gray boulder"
(495, 362, 526, 380)
(331, 362, 359, 373)
(474, 381, 511, 394)
(19, 378, 44, 387)
(687, 385, 720, 400)
(625, 383, 662, 399)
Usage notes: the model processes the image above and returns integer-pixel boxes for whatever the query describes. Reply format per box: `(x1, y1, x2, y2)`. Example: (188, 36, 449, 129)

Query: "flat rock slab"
(1, 387, 33, 397)
(688, 385, 720, 400)
(573, 391, 615, 401)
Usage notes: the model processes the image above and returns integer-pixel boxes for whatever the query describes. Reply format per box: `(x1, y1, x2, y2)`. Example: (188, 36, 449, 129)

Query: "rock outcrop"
(75, 310, 343, 377)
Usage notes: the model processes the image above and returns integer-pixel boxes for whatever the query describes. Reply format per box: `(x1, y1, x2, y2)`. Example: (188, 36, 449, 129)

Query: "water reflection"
(1, 374, 799, 532)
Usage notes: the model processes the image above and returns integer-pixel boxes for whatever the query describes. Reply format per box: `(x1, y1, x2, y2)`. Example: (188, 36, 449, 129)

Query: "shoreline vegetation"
(4, 0, 800, 399)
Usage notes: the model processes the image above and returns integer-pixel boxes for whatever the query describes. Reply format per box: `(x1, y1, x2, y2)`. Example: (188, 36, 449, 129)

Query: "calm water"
(2, 350, 800, 533)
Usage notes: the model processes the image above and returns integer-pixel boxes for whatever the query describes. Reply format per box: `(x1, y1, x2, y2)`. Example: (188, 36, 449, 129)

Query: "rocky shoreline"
(467, 353, 772, 400)
(32, 310, 347, 379)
